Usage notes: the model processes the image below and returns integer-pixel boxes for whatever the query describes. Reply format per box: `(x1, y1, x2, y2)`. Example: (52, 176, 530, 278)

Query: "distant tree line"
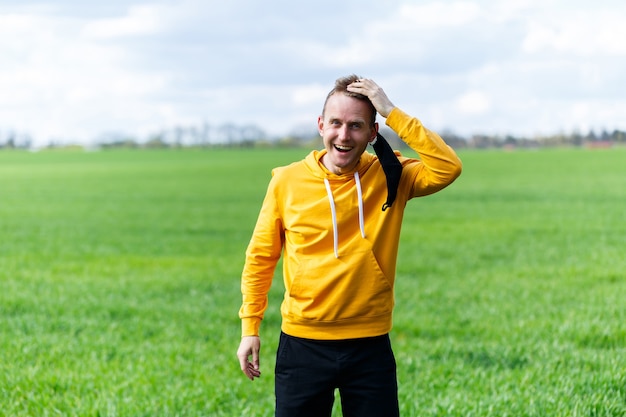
(1, 123, 625, 151)
(0, 131, 33, 150)
(437, 128, 625, 150)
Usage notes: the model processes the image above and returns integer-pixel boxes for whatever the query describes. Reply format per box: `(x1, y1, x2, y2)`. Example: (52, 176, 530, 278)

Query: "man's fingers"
(252, 347, 260, 370)
(248, 362, 261, 377)
(247, 344, 261, 379)
(241, 361, 261, 381)
(238, 354, 248, 373)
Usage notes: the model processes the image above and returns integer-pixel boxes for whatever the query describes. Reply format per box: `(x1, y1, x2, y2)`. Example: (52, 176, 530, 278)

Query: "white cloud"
(81, 5, 161, 39)
(397, 2, 481, 27)
(291, 85, 328, 107)
(522, 10, 626, 56)
(455, 91, 491, 115)
(0, 5, 173, 143)
(1, 0, 625, 145)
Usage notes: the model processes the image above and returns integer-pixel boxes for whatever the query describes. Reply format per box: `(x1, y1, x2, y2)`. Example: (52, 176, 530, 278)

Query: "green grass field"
(0, 147, 624, 416)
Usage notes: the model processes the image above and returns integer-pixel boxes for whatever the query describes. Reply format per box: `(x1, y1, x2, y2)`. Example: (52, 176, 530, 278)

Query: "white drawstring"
(324, 173, 366, 259)
(354, 171, 366, 239)
(323, 178, 339, 258)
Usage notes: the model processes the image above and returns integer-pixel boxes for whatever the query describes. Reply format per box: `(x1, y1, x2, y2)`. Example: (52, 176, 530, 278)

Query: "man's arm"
(237, 174, 284, 380)
(348, 78, 462, 196)
(385, 108, 462, 196)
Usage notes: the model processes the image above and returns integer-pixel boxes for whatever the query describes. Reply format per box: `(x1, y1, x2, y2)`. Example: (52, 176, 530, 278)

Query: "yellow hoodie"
(239, 108, 462, 340)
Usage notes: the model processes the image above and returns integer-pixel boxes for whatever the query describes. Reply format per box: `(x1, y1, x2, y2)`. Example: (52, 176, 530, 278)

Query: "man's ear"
(370, 122, 379, 143)
(317, 116, 324, 135)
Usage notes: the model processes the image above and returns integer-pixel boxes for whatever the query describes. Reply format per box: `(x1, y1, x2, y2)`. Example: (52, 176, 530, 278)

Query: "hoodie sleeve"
(239, 171, 285, 337)
(386, 107, 462, 197)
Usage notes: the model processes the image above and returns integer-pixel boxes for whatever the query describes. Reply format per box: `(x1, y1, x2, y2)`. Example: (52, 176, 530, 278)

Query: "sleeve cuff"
(242, 318, 261, 337)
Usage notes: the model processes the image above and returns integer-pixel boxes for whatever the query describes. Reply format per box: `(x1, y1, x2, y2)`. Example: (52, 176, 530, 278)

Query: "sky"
(1, 0, 625, 146)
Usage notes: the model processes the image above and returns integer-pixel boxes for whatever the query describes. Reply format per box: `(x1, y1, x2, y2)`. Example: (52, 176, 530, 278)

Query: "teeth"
(335, 145, 353, 151)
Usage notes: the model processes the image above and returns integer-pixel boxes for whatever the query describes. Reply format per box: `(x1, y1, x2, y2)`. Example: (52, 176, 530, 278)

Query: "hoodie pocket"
(286, 249, 393, 323)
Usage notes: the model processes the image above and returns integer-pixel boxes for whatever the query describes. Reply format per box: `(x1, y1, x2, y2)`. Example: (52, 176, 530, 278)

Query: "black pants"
(274, 332, 399, 417)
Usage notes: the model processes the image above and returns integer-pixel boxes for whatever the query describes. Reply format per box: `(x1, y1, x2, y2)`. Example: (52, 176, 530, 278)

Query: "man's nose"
(338, 125, 350, 140)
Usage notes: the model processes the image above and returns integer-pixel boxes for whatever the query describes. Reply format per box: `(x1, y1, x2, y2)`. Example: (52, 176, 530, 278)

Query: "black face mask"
(371, 132, 402, 211)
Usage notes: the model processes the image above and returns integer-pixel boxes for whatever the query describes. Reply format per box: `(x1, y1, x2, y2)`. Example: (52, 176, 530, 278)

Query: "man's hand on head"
(347, 78, 395, 118)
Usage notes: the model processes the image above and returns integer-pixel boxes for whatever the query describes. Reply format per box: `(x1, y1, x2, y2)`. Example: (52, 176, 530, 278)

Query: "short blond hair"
(322, 74, 377, 127)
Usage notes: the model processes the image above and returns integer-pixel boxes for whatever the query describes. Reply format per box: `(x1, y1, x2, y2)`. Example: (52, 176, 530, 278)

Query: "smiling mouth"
(334, 144, 353, 153)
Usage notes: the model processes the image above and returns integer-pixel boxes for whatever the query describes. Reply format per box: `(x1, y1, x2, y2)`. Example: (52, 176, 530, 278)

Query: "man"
(237, 75, 462, 416)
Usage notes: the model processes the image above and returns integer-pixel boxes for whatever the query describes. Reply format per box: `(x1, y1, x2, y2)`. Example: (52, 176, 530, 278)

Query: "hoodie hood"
(304, 149, 377, 180)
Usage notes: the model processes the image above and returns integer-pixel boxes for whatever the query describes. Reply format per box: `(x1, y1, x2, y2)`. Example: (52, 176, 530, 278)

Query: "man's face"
(318, 93, 378, 175)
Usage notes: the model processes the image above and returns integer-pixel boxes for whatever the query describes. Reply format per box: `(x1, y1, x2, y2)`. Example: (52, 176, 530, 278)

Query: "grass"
(393, 148, 625, 416)
(0, 147, 624, 416)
